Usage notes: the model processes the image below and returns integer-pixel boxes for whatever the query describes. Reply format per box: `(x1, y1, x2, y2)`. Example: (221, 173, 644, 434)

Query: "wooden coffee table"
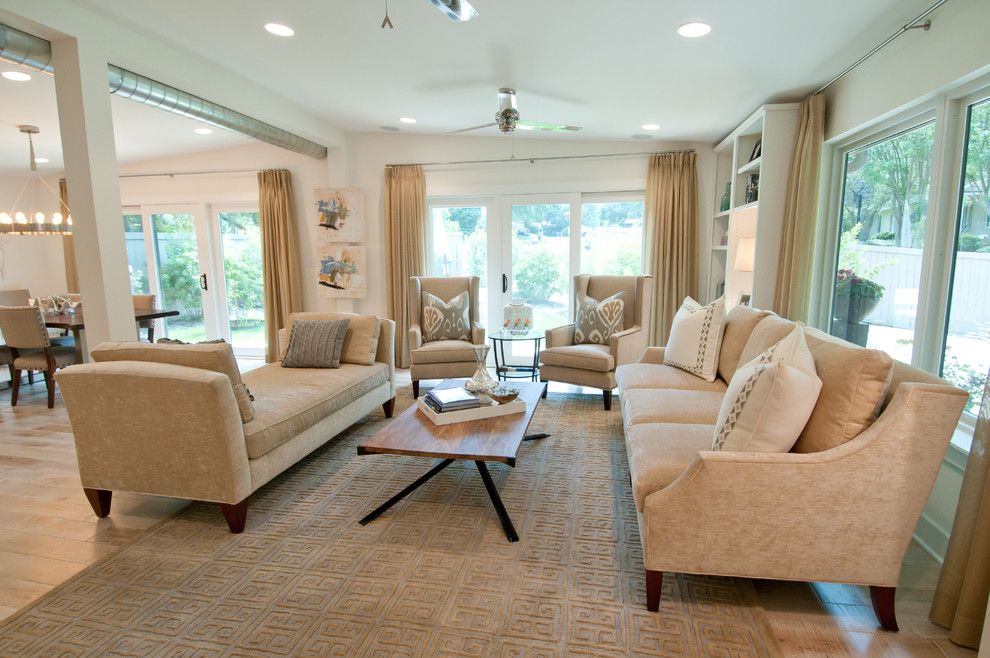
(356, 379, 548, 542)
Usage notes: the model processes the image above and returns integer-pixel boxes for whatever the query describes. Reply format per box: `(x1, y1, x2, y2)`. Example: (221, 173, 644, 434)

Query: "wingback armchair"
(408, 276, 485, 398)
(540, 274, 653, 409)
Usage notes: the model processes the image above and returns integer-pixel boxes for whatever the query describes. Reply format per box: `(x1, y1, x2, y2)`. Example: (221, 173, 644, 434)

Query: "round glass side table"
(489, 329, 544, 382)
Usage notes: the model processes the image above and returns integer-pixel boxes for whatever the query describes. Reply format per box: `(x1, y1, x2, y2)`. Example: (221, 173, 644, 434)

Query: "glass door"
(214, 208, 265, 356)
(426, 201, 494, 330)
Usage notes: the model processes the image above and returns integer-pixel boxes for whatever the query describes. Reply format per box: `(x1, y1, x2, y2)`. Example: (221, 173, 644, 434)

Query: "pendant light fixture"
(0, 125, 72, 235)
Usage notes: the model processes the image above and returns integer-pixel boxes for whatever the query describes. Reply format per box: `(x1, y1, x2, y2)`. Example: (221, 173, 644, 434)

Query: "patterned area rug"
(0, 390, 781, 657)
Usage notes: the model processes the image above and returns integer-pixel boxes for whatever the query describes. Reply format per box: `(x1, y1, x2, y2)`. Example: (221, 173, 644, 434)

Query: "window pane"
(429, 206, 488, 326)
(151, 212, 206, 342)
(830, 121, 935, 363)
(580, 201, 644, 275)
(219, 211, 265, 352)
(942, 98, 990, 417)
(511, 203, 570, 330)
(123, 214, 150, 294)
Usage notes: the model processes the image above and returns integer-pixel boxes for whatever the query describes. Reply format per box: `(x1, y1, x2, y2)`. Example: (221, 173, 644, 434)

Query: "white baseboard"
(914, 513, 949, 564)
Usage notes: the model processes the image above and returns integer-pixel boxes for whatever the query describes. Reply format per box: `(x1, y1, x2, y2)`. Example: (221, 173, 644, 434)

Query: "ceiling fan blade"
(428, 0, 478, 21)
(447, 122, 497, 134)
(517, 121, 582, 132)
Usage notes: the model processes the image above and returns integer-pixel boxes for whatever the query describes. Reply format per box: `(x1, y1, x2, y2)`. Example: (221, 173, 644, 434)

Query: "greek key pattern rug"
(0, 390, 780, 657)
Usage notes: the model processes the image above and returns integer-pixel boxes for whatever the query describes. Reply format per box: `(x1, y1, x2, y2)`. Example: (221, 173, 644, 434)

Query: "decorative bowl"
(489, 385, 519, 405)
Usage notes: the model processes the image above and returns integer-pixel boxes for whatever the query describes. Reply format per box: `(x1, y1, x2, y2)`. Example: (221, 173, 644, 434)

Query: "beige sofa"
(56, 314, 395, 533)
(616, 306, 968, 631)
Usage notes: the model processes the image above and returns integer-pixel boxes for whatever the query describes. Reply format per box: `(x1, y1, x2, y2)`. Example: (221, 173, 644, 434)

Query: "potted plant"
(833, 268, 884, 325)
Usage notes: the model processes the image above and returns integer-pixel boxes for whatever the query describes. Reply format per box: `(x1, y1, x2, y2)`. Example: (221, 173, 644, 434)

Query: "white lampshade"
(735, 237, 756, 273)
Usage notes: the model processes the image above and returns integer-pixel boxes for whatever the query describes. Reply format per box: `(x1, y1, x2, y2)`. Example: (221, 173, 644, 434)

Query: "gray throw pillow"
(282, 319, 350, 368)
(574, 291, 625, 345)
(421, 290, 471, 342)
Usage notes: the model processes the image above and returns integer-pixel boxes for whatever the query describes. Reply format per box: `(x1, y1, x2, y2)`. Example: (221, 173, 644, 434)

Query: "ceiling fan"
(451, 88, 582, 134)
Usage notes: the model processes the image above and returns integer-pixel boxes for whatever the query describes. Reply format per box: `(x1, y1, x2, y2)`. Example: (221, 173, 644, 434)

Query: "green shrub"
(957, 233, 986, 252)
(514, 248, 563, 303)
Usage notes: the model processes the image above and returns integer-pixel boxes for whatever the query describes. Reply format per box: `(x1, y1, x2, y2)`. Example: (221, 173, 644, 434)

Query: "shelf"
(731, 201, 759, 213)
(737, 156, 761, 175)
(713, 210, 730, 220)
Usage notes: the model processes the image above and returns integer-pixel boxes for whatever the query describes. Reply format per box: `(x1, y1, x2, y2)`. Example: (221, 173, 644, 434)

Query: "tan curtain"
(384, 165, 426, 368)
(930, 371, 990, 650)
(773, 94, 825, 322)
(643, 151, 698, 345)
(59, 178, 79, 294)
(258, 169, 303, 362)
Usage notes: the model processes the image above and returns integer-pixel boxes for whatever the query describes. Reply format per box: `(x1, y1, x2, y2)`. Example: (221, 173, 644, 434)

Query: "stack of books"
(423, 387, 481, 414)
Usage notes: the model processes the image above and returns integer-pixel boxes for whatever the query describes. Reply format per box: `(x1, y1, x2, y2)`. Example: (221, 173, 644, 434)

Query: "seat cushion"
(621, 388, 724, 427)
(539, 344, 614, 373)
(410, 339, 476, 364)
(241, 362, 388, 459)
(14, 346, 75, 370)
(718, 305, 772, 383)
(625, 422, 716, 511)
(616, 363, 728, 393)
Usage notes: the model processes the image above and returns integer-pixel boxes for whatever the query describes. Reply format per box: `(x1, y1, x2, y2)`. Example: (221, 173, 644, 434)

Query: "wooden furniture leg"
(412, 381, 420, 398)
(646, 570, 663, 612)
(44, 370, 55, 409)
(870, 586, 899, 631)
(603, 389, 613, 411)
(10, 368, 20, 406)
(83, 488, 112, 517)
(382, 397, 395, 418)
(147, 325, 155, 343)
(27, 370, 34, 385)
(220, 500, 248, 533)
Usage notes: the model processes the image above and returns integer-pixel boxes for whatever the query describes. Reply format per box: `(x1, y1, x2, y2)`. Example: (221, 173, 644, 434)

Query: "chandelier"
(0, 125, 72, 236)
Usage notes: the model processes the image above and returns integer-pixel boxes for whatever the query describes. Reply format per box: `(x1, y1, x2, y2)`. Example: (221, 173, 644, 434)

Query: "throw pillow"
(712, 325, 823, 453)
(421, 291, 471, 342)
(281, 319, 350, 368)
(282, 312, 382, 366)
(663, 296, 726, 382)
(574, 292, 625, 345)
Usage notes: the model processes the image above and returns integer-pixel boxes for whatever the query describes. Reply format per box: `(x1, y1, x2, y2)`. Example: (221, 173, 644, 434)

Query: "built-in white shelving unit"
(706, 103, 800, 310)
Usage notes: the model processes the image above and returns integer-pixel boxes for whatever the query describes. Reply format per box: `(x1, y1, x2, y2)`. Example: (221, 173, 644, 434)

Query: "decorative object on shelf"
(749, 138, 762, 162)
(488, 384, 520, 405)
(313, 188, 365, 242)
(1, 126, 72, 236)
(465, 344, 498, 394)
(832, 268, 884, 325)
(317, 245, 368, 298)
(734, 237, 756, 273)
(719, 233, 728, 246)
(503, 300, 533, 335)
(738, 293, 751, 307)
(745, 173, 760, 204)
(719, 183, 731, 212)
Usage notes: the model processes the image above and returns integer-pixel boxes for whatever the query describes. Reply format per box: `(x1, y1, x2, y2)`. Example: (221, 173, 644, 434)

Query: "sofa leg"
(412, 381, 420, 399)
(10, 369, 20, 406)
(870, 586, 898, 631)
(540, 380, 548, 399)
(220, 500, 248, 533)
(83, 488, 112, 517)
(646, 570, 663, 612)
(382, 397, 395, 418)
(603, 389, 613, 411)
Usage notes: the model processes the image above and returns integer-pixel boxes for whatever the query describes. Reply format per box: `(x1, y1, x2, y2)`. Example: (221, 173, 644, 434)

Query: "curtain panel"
(384, 165, 427, 368)
(643, 151, 698, 345)
(773, 94, 825, 322)
(58, 178, 79, 294)
(258, 169, 303, 362)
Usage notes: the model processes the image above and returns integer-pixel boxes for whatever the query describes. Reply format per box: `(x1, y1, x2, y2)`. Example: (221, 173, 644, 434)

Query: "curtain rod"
(118, 169, 259, 179)
(814, 0, 947, 95)
(385, 148, 695, 169)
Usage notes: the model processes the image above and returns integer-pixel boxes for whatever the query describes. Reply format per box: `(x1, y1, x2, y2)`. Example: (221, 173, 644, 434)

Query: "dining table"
(44, 308, 180, 363)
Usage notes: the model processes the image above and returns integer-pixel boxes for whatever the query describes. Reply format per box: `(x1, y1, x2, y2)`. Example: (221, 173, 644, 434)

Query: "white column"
(51, 36, 135, 348)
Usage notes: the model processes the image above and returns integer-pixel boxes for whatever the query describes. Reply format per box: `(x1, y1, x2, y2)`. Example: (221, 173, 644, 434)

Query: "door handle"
(199, 273, 208, 291)
(502, 274, 508, 293)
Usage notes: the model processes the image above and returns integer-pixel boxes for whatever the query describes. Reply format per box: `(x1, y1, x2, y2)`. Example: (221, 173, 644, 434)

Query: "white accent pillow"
(663, 296, 726, 382)
(712, 325, 823, 453)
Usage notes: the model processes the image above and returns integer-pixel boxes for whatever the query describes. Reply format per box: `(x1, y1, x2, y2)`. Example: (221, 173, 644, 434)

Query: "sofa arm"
(472, 325, 486, 344)
(56, 361, 251, 505)
(639, 382, 967, 587)
(609, 326, 646, 367)
(545, 324, 576, 348)
(377, 318, 397, 397)
(408, 324, 423, 352)
(638, 346, 666, 364)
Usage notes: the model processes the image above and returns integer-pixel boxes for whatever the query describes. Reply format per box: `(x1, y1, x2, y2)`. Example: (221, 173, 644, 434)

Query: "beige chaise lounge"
(56, 313, 395, 533)
(615, 306, 968, 631)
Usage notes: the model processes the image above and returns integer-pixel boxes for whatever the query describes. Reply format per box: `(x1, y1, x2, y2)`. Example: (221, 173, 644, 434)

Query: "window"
(941, 97, 990, 416)
(427, 204, 489, 327)
(123, 212, 150, 294)
(580, 199, 645, 275)
(218, 211, 264, 352)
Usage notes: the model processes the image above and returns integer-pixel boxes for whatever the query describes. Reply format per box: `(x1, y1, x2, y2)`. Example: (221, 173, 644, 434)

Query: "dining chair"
(0, 289, 33, 386)
(133, 294, 157, 342)
(0, 306, 76, 408)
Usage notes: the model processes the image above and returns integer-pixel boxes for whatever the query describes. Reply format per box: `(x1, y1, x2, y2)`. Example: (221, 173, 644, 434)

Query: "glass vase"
(465, 344, 497, 394)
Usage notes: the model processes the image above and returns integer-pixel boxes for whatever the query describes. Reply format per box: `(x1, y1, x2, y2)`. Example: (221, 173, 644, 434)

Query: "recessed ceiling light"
(677, 22, 711, 38)
(641, 123, 661, 131)
(264, 22, 295, 37)
(2, 71, 31, 82)
(33, 157, 49, 164)
(399, 117, 417, 124)
(194, 127, 213, 135)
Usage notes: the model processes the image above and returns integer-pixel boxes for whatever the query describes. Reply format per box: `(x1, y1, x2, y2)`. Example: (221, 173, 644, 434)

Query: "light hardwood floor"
(0, 374, 976, 656)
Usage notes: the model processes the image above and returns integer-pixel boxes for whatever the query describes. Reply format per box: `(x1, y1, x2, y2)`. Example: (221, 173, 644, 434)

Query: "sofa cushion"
(90, 341, 254, 423)
(737, 314, 796, 366)
(540, 343, 614, 373)
(713, 326, 822, 453)
(574, 291, 624, 345)
(664, 296, 726, 382)
(625, 422, 716, 512)
(282, 319, 349, 368)
(621, 388, 723, 427)
(616, 363, 728, 393)
(422, 290, 471, 342)
(284, 312, 381, 365)
(410, 339, 476, 364)
(241, 362, 388, 459)
(795, 328, 894, 453)
(718, 305, 772, 383)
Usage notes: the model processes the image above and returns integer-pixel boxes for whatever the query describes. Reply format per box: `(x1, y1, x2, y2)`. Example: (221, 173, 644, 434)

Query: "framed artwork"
(317, 244, 367, 299)
(313, 188, 365, 243)
(738, 293, 752, 307)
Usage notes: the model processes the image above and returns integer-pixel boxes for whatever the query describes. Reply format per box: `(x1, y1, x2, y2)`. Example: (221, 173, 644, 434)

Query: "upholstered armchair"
(408, 276, 485, 398)
(540, 274, 653, 409)
(0, 305, 76, 408)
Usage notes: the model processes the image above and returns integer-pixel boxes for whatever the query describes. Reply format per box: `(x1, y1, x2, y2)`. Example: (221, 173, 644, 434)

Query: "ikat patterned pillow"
(421, 291, 471, 342)
(574, 292, 625, 345)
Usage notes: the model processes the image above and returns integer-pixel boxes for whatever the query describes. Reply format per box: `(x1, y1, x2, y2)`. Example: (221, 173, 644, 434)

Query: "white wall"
(0, 173, 67, 298)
